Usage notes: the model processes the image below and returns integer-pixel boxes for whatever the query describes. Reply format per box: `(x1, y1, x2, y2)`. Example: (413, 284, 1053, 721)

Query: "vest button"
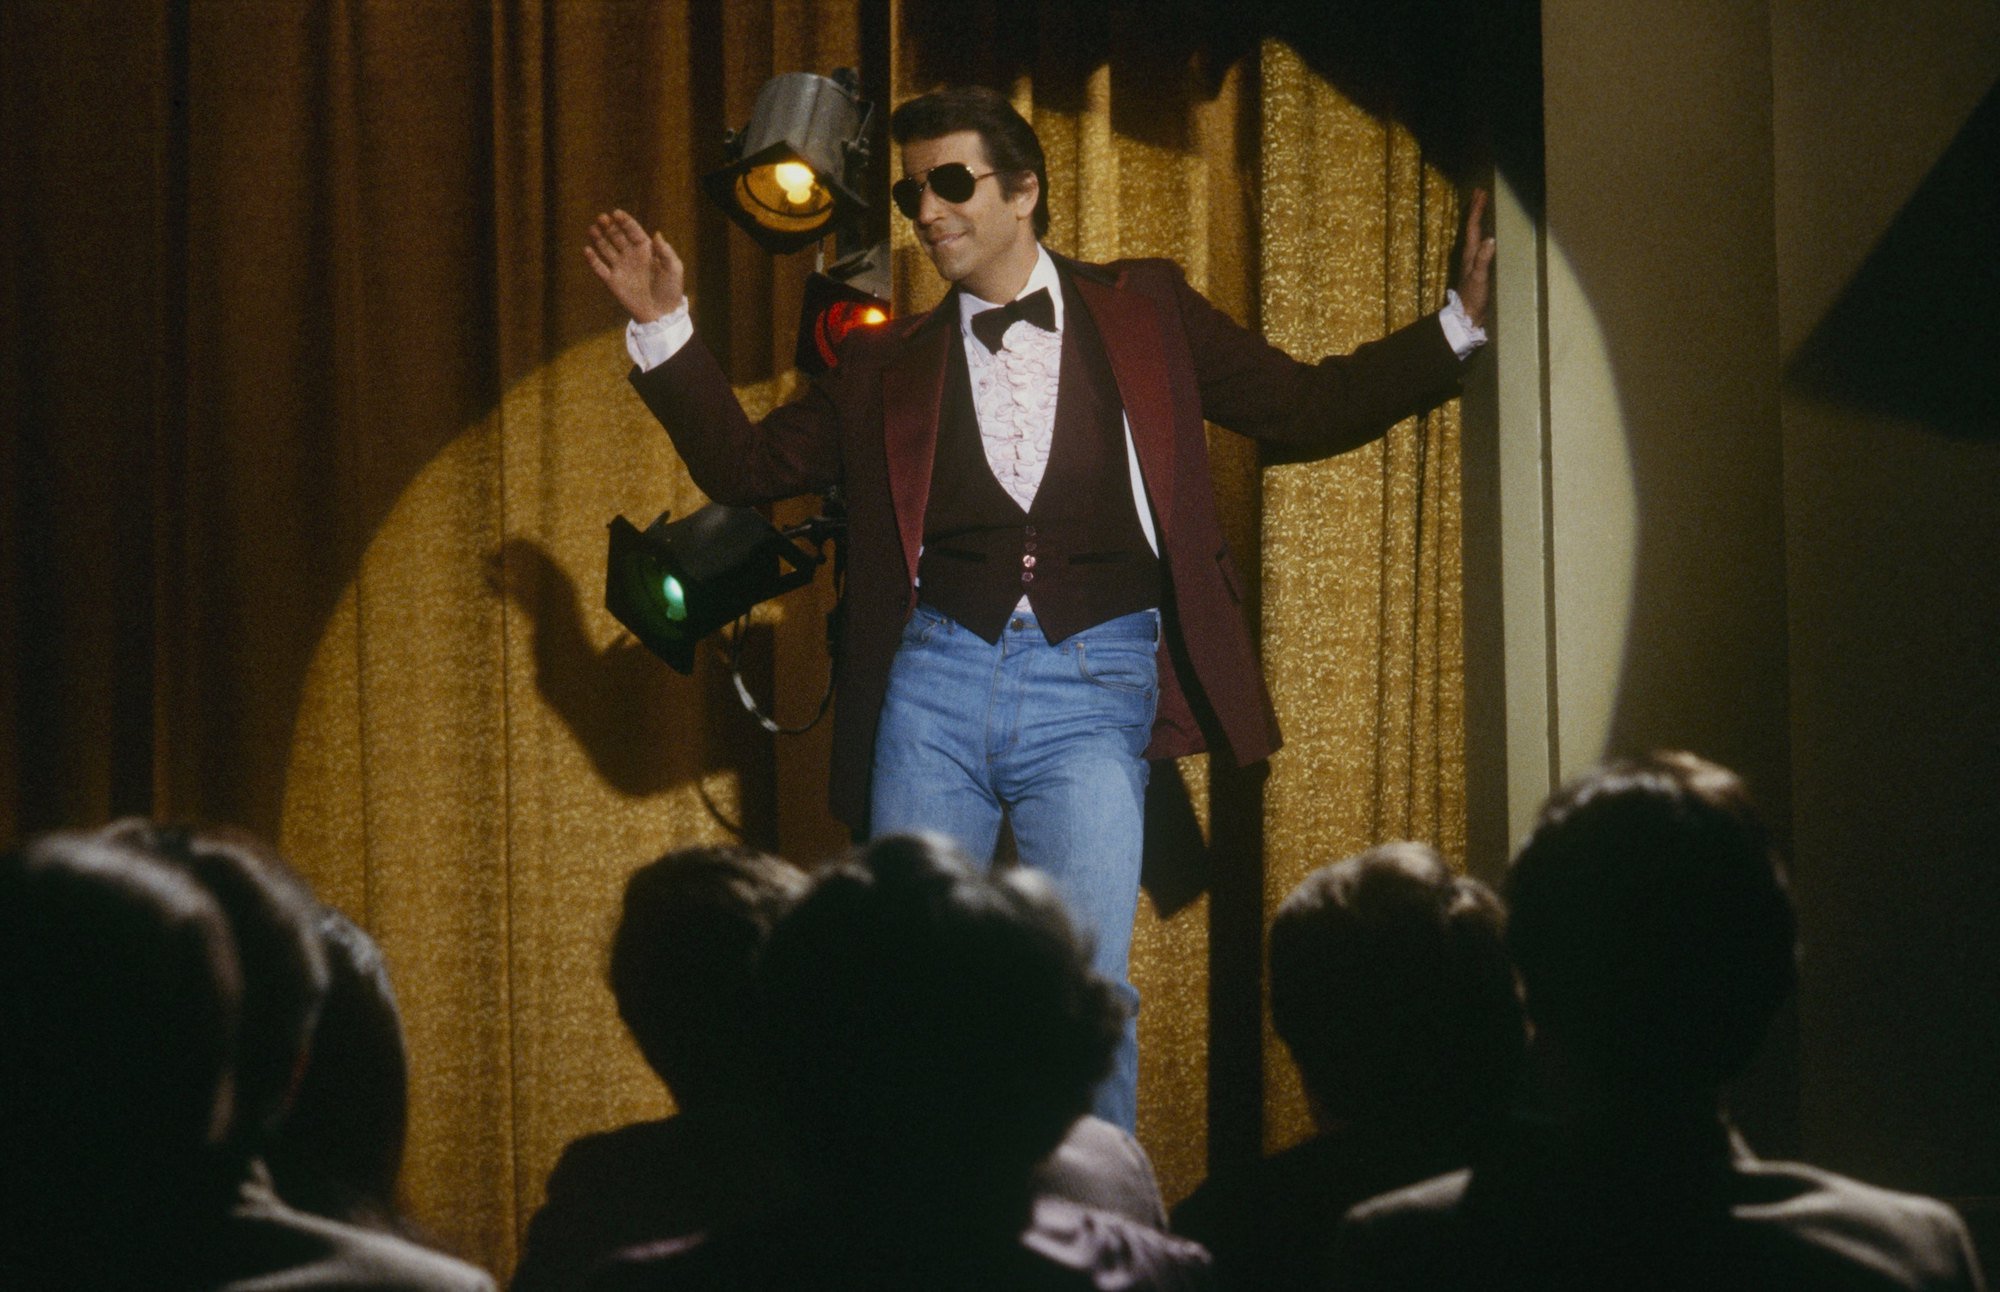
(1022, 554, 1037, 568)
(1022, 571, 1035, 584)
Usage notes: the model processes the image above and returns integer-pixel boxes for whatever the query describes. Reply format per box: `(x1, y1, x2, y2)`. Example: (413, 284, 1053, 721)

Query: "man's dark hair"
(891, 85, 1051, 238)
(758, 833, 1121, 1214)
(0, 831, 241, 1273)
(608, 844, 808, 1111)
(99, 819, 330, 1156)
(1269, 842, 1523, 1143)
(1505, 751, 1797, 1091)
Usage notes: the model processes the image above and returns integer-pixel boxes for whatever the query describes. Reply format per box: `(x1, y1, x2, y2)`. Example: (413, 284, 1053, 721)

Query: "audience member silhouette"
(587, 832, 1214, 1290)
(0, 830, 242, 1288)
(512, 844, 810, 1292)
(99, 820, 495, 1291)
(1326, 753, 1988, 1291)
(1172, 842, 1523, 1290)
(266, 904, 420, 1236)
(516, 840, 1170, 1292)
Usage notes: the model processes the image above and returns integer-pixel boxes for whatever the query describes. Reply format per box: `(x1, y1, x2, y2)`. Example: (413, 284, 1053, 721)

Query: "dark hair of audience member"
(265, 905, 414, 1233)
(0, 831, 242, 1278)
(890, 84, 1051, 237)
(97, 818, 331, 1161)
(1505, 750, 1797, 1093)
(757, 833, 1124, 1227)
(1269, 842, 1524, 1149)
(608, 843, 810, 1111)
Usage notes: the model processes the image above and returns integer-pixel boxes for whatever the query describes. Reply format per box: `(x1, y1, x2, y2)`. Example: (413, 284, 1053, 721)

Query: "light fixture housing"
(795, 241, 892, 376)
(701, 69, 872, 254)
(605, 505, 823, 674)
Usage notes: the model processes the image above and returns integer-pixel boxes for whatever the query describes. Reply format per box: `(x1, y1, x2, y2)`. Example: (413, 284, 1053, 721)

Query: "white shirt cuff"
(626, 301, 693, 371)
(1438, 289, 1487, 359)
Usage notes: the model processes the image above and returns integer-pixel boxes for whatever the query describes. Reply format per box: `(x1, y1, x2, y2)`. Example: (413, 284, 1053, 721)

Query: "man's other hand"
(585, 209, 685, 324)
(1456, 188, 1495, 331)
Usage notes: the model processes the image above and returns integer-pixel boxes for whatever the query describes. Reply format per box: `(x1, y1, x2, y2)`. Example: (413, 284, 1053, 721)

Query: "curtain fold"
(1254, 41, 1467, 1152)
(3, 1, 1465, 1276)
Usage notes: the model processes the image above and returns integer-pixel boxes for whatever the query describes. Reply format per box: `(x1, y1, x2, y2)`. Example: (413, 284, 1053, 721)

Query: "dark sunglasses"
(891, 163, 999, 218)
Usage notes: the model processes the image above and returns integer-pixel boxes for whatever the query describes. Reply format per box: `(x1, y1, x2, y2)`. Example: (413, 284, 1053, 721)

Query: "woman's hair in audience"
(266, 905, 414, 1234)
(97, 819, 330, 1160)
(0, 830, 243, 1273)
(1269, 842, 1524, 1145)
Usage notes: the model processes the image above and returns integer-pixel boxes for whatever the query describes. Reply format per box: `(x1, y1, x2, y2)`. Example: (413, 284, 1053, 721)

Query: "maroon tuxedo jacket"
(631, 254, 1464, 834)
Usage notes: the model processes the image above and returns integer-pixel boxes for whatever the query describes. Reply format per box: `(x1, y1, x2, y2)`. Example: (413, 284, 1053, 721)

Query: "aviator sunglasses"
(891, 162, 999, 218)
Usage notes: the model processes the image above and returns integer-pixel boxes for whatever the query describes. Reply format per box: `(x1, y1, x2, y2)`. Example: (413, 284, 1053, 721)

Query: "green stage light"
(605, 505, 823, 674)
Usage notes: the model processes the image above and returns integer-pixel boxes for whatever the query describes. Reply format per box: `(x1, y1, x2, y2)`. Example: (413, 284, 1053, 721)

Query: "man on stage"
(587, 85, 1492, 1128)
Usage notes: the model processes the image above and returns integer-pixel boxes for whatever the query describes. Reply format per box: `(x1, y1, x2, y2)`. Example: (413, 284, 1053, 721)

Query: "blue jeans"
(869, 604, 1158, 1130)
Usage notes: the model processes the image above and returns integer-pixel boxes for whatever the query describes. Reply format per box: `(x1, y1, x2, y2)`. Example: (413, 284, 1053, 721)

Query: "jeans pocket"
(900, 606, 944, 647)
(1075, 638, 1157, 695)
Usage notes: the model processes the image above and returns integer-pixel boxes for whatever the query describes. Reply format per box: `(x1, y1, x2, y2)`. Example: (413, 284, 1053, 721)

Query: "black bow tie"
(969, 287, 1056, 353)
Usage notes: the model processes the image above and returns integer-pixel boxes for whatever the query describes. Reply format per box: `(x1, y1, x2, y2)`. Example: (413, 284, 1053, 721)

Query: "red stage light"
(796, 271, 892, 376)
(813, 299, 891, 367)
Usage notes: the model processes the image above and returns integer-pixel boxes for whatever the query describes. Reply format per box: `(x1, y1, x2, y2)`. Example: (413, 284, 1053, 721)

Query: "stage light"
(605, 504, 824, 674)
(702, 69, 872, 254)
(795, 240, 892, 376)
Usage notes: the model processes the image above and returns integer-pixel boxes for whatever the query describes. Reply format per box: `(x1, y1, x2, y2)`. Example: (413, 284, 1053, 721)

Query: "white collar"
(956, 244, 1064, 337)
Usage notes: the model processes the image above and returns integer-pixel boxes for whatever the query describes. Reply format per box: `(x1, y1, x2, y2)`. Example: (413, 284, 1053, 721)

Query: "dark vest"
(917, 269, 1162, 644)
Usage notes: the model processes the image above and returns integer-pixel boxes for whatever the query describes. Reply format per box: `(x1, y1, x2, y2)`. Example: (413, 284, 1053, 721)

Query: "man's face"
(899, 130, 1040, 302)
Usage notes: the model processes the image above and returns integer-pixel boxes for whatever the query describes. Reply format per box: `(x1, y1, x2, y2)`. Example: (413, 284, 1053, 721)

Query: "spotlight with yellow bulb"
(611, 67, 872, 718)
(701, 69, 872, 254)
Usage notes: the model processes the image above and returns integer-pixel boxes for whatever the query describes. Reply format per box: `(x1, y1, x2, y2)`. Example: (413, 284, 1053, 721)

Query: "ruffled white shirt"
(955, 250, 1067, 512)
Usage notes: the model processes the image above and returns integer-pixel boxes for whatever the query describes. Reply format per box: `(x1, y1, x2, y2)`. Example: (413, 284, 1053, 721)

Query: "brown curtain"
(4, 0, 1464, 1277)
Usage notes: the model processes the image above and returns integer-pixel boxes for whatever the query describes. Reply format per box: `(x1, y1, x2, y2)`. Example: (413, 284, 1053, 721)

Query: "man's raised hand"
(585, 210, 685, 324)
(1456, 188, 1496, 331)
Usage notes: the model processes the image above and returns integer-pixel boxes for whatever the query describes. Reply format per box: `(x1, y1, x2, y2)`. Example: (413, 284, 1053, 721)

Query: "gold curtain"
(1253, 49, 1468, 1151)
(4, 0, 1462, 1279)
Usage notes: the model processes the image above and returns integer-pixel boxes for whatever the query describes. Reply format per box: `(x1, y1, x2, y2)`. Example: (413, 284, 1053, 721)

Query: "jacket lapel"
(880, 300, 957, 589)
(1068, 265, 1177, 540)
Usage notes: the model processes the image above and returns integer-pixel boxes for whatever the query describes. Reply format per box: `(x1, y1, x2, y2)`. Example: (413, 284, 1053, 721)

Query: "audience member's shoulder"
(1324, 1168, 1474, 1291)
(582, 1232, 727, 1292)
(1342, 1166, 1473, 1227)
(1736, 1158, 1984, 1288)
(225, 1175, 495, 1292)
(1025, 1196, 1216, 1290)
(1034, 1114, 1169, 1229)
